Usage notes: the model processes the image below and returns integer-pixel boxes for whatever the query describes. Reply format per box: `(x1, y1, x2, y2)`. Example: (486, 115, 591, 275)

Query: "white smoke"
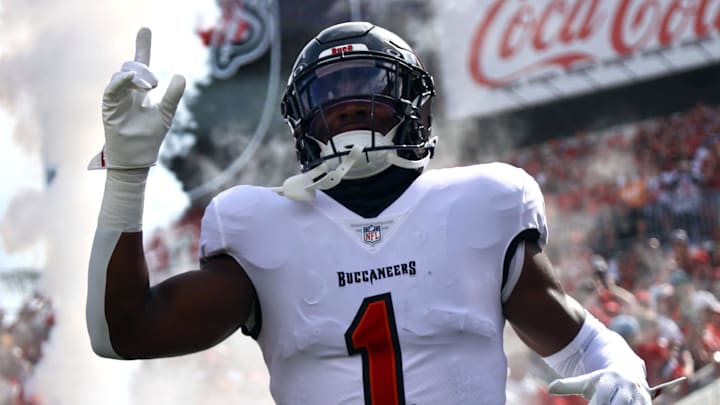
(0, 0, 272, 404)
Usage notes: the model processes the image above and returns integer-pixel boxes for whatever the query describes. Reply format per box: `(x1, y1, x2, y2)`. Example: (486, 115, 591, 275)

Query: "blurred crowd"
(504, 102, 720, 404)
(0, 293, 55, 405)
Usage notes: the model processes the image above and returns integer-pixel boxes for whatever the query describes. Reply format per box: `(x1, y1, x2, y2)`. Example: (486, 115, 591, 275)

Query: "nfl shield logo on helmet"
(362, 224, 382, 245)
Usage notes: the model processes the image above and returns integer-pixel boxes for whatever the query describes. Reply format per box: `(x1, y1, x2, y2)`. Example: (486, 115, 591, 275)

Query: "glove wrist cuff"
(542, 311, 646, 379)
(98, 168, 149, 231)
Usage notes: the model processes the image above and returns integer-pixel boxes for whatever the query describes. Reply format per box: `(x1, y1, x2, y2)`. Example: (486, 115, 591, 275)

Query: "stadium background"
(1, 0, 720, 403)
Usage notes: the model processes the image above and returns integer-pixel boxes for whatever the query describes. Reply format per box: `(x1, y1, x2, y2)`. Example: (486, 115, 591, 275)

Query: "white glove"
(88, 27, 186, 170)
(549, 369, 685, 404)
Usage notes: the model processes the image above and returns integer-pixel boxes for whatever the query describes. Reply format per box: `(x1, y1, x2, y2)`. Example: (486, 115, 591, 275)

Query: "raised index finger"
(134, 27, 152, 65)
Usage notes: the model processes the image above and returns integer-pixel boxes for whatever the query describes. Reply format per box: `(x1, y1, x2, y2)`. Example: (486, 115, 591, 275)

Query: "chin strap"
(272, 144, 364, 202)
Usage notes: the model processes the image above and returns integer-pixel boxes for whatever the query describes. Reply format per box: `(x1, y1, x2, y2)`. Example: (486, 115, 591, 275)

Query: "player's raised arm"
(86, 28, 255, 359)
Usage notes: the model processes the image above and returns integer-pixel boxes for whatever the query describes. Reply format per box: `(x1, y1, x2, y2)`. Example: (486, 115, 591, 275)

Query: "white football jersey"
(199, 162, 548, 405)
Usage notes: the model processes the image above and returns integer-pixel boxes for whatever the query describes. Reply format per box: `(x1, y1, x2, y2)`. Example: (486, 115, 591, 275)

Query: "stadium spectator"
(688, 291, 720, 369)
(0, 293, 55, 404)
(0, 333, 30, 382)
(659, 161, 703, 242)
(584, 255, 636, 325)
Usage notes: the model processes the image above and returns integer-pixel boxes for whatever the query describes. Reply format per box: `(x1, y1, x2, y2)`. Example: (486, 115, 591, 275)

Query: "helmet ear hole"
(385, 48, 402, 58)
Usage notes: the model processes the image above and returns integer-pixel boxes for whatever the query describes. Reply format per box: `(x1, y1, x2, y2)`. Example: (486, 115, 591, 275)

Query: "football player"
(87, 22, 680, 404)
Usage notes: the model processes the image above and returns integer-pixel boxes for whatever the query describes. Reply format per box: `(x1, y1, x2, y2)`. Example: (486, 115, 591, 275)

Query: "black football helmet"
(280, 21, 436, 181)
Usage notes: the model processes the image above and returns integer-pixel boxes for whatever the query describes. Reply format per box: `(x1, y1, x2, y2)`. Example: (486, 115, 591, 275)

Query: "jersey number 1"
(345, 293, 406, 405)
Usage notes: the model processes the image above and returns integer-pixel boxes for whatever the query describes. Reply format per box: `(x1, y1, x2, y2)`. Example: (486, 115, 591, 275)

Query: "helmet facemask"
(276, 22, 436, 201)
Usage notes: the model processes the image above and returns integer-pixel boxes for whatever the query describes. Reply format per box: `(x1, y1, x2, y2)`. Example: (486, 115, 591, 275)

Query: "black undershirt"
(322, 166, 421, 218)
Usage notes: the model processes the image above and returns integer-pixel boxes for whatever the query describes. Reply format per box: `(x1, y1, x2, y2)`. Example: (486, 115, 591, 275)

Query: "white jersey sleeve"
(198, 185, 297, 268)
(502, 166, 549, 302)
(199, 197, 227, 260)
(453, 163, 548, 301)
(519, 167, 549, 246)
(197, 186, 293, 339)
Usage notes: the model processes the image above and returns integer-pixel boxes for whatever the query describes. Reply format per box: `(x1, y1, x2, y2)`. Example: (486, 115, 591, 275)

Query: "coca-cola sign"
(435, 0, 720, 119)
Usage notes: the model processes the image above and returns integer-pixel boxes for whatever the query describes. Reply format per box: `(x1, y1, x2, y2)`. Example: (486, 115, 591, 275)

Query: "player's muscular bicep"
(106, 233, 255, 358)
(503, 241, 584, 357)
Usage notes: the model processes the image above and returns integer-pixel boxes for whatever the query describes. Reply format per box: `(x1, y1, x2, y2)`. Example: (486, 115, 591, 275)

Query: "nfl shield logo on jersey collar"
(362, 224, 382, 245)
(340, 217, 403, 249)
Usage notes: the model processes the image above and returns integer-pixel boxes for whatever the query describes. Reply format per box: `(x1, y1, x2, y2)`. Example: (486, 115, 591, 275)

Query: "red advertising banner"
(435, 0, 720, 119)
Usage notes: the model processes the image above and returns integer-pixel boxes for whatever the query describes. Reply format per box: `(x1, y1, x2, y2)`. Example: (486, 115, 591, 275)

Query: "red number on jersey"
(345, 293, 405, 405)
